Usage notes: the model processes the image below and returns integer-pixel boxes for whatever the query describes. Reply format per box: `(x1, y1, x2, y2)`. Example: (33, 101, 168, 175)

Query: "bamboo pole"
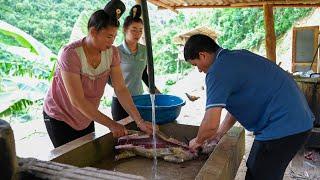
(263, 4, 276, 62)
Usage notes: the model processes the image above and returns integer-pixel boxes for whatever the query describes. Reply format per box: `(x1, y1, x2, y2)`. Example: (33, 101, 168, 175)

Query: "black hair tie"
(104, 0, 126, 19)
(130, 5, 141, 19)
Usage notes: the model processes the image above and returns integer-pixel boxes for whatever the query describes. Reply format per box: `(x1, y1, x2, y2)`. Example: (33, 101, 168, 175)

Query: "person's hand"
(109, 122, 128, 138)
(189, 137, 203, 152)
(137, 120, 157, 135)
(207, 135, 221, 145)
(201, 136, 220, 154)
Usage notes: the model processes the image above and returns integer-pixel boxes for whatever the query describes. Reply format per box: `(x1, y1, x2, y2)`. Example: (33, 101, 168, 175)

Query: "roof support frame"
(263, 4, 276, 62)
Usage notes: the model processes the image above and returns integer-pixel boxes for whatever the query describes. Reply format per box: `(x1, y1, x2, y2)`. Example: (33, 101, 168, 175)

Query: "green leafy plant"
(0, 20, 53, 116)
(161, 88, 169, 94)
(0, 1, 314, 118)
(0, 20, 55, 61)
(101, 96, 112, 107)
(0, 77, 49, 117)
(165, 79, 176, 86)
(69, 10, 90, 43)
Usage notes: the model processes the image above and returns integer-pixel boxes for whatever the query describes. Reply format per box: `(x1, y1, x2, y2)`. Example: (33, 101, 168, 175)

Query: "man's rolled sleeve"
(205, 69, 234, 110)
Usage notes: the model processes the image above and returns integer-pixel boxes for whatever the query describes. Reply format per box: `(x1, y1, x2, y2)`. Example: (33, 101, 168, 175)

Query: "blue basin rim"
(133, 94, 186, 109)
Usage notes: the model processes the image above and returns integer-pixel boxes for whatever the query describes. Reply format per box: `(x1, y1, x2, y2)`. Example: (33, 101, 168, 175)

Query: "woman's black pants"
(43, 111, 94, 148)
(111, 97, 129, 121)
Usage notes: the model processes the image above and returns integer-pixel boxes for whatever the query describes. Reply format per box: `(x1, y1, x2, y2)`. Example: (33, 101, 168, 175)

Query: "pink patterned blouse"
(43, 39, 120, 130)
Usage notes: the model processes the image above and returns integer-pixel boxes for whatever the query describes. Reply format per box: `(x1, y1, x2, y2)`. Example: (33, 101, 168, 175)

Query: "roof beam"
(148, 0, 179, 13)
(156, 1, 320, 9)
(231, 0, 320, 7)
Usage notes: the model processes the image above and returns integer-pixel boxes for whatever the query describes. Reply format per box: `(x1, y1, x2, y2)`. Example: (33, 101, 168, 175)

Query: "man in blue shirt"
(184, 34, 313, 180)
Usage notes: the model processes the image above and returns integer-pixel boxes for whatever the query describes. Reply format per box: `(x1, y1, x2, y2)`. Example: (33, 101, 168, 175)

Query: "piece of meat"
(115, 130, 198, 163)
(201, 138, 219, 154)
(305, 150, 320, 162)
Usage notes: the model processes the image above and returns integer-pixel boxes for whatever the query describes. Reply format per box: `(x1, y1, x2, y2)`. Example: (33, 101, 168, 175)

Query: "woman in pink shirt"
(43, 0, 153, 148)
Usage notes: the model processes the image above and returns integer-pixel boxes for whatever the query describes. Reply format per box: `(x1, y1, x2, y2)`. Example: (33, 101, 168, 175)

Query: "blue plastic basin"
(132, 94, 186, 124)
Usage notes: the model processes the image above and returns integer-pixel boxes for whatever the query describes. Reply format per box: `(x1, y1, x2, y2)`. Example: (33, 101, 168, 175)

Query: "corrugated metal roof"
(148, 0, 320, 12)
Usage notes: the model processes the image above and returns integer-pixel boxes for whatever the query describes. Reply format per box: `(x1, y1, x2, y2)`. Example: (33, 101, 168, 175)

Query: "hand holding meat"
(110, 122, 128, 138)
(189, 138, 203, 152)
(137, 120, 156, 134)
(201, 137, 219, 154)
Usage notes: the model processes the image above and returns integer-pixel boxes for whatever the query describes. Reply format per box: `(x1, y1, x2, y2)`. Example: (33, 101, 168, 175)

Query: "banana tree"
(69, 11, 90, 43)
(0, 77, 49, 117)
(0, 20, 55, 64)
(0, 20, 55, 117)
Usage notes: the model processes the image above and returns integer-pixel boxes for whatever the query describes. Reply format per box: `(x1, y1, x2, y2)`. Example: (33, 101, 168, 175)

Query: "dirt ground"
(234, 132, 320, 180)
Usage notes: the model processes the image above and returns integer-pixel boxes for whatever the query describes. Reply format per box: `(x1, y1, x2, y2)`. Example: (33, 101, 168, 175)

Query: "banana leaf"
(0, 77, 49, 116)
(0, 20, 56, 63)
(69, 10, 90, 42)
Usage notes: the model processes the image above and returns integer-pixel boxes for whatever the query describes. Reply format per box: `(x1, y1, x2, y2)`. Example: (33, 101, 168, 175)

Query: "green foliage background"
(150, 8, 312, 73)
(0, 0, 314, 118)
(0, 1, 313, 74)
(0, 0, 106, 53)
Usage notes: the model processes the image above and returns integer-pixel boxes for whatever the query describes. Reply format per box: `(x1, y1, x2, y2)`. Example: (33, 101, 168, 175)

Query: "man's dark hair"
(184, 34, 220, 61)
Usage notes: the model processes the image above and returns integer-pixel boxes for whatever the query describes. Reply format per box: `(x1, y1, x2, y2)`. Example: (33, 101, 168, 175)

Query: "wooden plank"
(292, 63, 317, 73)
(47, 123, 244, 179)
(158, 5, 238, 9)
(292, 27, 298, 71)
(47, 117, 134, 162)
(195, 126, 245, 180)
(232, 0, 320, 7)
(318, 33, 320, 72)
(305, 128, 320, 148)
(18, 158, 145, 180)
(155, 0, 320, 9)
(158, 4, 320, 9)
(148, 0, 179, 13)
(263, 4, 276, 62)
(292, 26, 319, 72)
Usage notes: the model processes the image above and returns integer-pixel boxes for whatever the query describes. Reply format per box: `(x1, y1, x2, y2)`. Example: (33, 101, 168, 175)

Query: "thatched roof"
(173, 26, 218, 45)
(148, 0, 320, 13)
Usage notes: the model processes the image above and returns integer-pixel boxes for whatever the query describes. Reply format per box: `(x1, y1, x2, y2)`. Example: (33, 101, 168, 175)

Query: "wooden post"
(0, 119, 18, 180)
(263, 4, 276, 62)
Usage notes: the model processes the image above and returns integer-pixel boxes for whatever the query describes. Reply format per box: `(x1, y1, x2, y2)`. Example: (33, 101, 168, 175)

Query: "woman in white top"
(43, 1, 153, 148)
